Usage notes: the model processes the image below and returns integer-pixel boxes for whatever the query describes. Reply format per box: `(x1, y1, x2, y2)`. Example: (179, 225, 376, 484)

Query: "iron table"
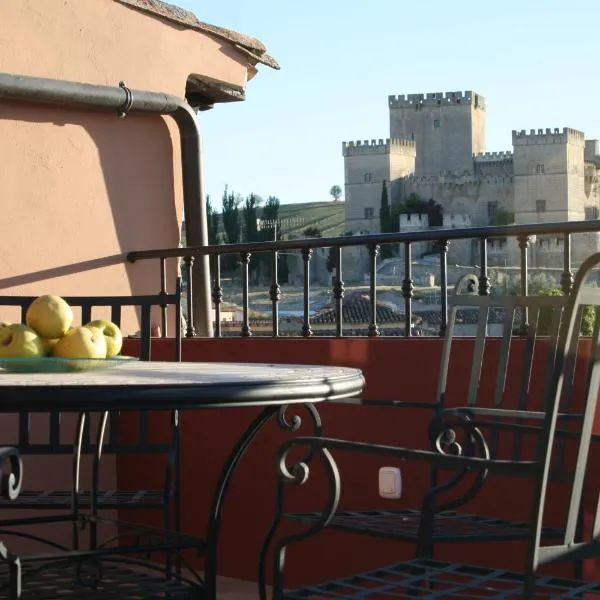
(0, 360, 365, 599)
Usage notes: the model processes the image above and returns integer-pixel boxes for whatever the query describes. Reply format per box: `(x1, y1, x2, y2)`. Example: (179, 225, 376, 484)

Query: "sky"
(175, 0, 599, 206)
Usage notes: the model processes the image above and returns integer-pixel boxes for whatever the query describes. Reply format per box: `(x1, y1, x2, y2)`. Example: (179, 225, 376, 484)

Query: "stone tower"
(343, 138, 416, 233)
(512, 127, 586, 224)
(388, 91, 486, 176)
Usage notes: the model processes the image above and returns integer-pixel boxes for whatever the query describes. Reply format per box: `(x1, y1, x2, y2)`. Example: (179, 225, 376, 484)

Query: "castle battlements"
(388, 90, 485, 109)
(512, 127, 585, 145)
(474, 151, 513, 162)
(342, 137, 416, 157)
(399, 213, 429, 228)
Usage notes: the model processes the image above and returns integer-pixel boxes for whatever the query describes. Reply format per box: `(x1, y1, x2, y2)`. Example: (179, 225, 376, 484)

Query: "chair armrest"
(277, 435, 536, 478)
(438, 406, 583, 422)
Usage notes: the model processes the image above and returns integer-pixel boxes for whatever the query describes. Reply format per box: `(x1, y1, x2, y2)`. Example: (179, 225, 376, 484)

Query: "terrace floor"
(216, 575, 266, 599)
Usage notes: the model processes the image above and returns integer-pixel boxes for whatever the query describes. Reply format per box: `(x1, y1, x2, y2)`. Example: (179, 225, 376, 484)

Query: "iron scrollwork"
(259, 437, 340, 600)
(277, 404, 323, 464)
(0, 447, 23, 598)
(426, 410, 490, 513)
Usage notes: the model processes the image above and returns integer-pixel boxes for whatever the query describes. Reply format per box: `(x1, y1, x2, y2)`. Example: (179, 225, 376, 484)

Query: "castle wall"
(343, 138, 415, 233)
(512, 128, 586, 224)
(389, 91, 486, 176)
(402, 173, 514, 228)
(585, 163, 600, 210)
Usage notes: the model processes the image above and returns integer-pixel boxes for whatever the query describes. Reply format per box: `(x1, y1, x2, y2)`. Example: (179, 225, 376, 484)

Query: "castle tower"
(388, 91, 486, 177)
(512, 128, 586, 224)
(343, 138, 416, 233)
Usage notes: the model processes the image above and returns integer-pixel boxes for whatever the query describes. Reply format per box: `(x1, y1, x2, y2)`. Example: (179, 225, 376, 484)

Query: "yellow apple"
(26, 295, 73, 339)
(85, 320, 123, 358)
(52, 326, 107, 359)
(0, 324, 46, 358)
(42, 337, 61, 356)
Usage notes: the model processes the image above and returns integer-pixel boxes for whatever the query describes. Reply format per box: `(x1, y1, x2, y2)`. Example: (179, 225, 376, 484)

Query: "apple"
(42, 338, 61, 356)
(52, 326, 107, 359)
(0, 324, 46, 358)
(26, 295, 73, 339)
(85, 320, 122, 358)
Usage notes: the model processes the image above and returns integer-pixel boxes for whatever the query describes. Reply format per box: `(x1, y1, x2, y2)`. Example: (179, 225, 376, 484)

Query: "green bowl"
(0, 355, 138, 374)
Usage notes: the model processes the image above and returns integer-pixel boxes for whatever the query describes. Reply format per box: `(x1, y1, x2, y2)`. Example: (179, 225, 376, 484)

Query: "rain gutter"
(0, 72, 212, 337)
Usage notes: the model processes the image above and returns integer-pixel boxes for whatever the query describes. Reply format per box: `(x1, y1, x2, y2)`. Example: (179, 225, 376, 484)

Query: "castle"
(343, 91, 600, 267)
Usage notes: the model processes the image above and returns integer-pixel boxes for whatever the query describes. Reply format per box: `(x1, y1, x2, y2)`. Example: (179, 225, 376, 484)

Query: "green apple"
(26, 295, 73, 339)
(0, 324, 46, 358)
(53, 326, 107, 359)
(85, 320, 122, 358)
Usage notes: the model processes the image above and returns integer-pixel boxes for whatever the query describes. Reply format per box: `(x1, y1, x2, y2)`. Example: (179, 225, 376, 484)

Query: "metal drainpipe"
(0, 72, 212, 337)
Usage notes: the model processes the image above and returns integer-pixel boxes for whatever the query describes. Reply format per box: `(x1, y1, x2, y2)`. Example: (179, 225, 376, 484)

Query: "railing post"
(183, 256, 196, 338)
(368, 244, 380, 337)
(518, 235, 531, 335)
(333, 246, 344, 338)
(211, 255, 223, 338)
(240, 252, 252, 338)
(159, 257, 168, 337)
(270, 251, 281, 337)
(301, 248, 313, 338)
(561, 233, 574, 295)
(402, 242, 413, 338)
(478, 238, 491, 296)
(439, 240, 449, 338)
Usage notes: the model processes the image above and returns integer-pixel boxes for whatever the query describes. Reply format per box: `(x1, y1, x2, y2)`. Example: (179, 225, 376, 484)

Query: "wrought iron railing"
(127, 220, 600, 339)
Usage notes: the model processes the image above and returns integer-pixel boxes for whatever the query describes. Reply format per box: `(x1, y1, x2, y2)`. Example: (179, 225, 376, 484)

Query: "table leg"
(203, 402, 323, 600)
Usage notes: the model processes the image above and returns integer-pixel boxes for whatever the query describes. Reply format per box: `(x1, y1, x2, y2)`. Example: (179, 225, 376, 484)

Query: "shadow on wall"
(0, 102, 181, 295)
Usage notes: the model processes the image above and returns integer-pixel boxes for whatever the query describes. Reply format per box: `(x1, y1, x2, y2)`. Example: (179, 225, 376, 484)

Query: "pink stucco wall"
(0, 0, 259, 555)
(0, 0, 251, 334)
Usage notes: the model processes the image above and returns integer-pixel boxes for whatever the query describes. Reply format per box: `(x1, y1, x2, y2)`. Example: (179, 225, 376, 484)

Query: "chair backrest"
(0, 279, 182, 456)
(526, 252, 600, 573)
(437, 286, 569, 464)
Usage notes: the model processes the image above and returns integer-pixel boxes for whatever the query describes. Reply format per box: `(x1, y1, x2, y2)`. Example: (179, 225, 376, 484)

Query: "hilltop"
(273, 201, 345, 239)
(182, 201, 346, 245)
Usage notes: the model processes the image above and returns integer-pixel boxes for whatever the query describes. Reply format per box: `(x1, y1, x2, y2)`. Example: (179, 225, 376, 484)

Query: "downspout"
(0, 72, 212, 337)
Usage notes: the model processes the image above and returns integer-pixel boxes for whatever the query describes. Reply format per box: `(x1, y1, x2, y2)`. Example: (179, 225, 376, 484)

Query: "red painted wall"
(117, 337, 599, 587)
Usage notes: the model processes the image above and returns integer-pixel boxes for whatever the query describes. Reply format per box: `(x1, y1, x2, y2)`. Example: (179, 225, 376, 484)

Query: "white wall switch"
(378, 466, 402, 499)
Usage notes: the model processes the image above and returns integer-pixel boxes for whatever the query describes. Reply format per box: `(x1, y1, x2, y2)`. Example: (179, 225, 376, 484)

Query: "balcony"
(101, 219, 600, 594)
(2, 219, 600, 597)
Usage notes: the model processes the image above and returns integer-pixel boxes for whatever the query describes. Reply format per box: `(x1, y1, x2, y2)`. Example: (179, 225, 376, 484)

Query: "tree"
(490, 208, 515, 226)
(221, 185, 241, 245)
(242, 193, 260, 243)
(221, 185, 241, 271)
(242, 193, 261, 283)
(259, 196, 281, 238)
(206, 194, 220, 246)
(303, 227, 322, 238)
(379, 180, 393, 259)
(329, 185, 342, 202)
(517, 284, 595, 336)
(257, 196, 281, 280)
(396, 193, 443, 227)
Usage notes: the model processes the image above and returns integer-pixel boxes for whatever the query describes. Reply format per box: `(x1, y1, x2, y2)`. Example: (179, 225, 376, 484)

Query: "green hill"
(182, 201, 346, 245)
(274, 201, 345, 239)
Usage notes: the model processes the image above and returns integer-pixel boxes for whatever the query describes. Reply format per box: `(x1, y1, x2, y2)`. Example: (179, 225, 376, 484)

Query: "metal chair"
(264, 251, 600, 598)
(287, 275, 576, 561)
(0, 281, 183, 559)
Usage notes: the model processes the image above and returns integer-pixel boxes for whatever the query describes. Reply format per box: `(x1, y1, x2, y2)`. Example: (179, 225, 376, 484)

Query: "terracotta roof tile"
(312, 292, 405, 325)
(115, 0, 280, 69)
